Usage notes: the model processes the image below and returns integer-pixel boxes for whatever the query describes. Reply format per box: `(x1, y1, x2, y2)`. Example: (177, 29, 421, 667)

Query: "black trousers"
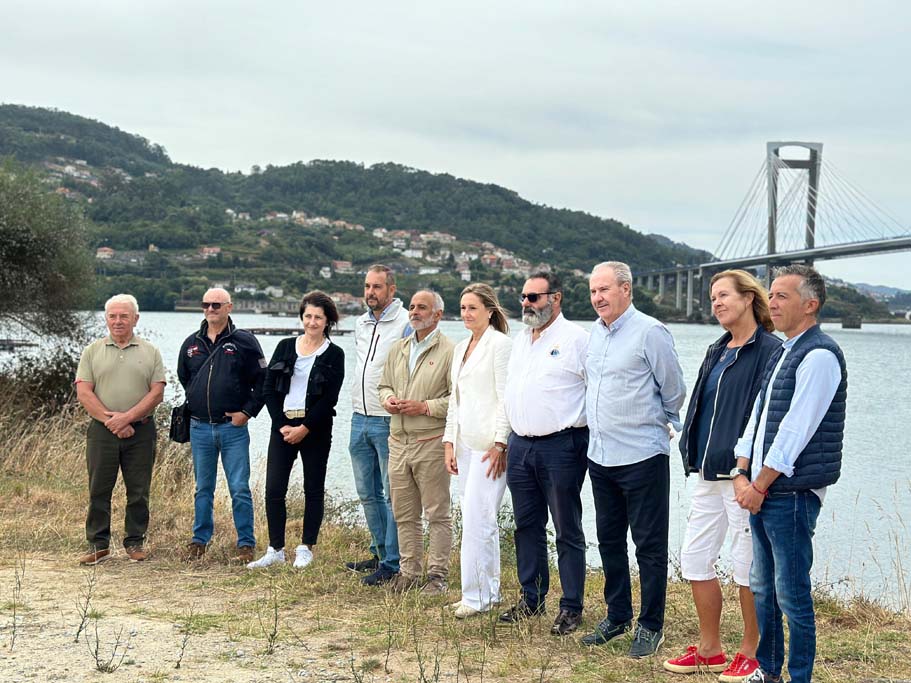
(506, 427, 588, 612)
(85, 419, 156, 549)
(588, 453, 670, 632)
(265, 420, 332, 549)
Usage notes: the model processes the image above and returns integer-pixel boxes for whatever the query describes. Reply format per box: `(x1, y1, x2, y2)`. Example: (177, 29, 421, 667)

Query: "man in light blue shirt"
(581, 261, 686, 658)
(733, 265, 847, 683)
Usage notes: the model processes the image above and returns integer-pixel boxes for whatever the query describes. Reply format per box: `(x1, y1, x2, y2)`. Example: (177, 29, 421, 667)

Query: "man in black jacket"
(177, 288, 266, 562)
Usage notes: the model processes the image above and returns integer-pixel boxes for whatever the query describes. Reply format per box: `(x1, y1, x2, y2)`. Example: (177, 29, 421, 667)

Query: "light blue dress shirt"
(586, 304, 687, 467)
(733, 328, 842, 501)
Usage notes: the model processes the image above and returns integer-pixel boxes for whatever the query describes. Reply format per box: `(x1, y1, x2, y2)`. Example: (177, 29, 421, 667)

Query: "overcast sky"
(3, 1, 910, 288)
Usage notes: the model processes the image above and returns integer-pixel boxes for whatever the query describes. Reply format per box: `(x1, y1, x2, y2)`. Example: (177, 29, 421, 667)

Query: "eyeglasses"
(201, 302, 226, 310)
(519, 292, 555, 304)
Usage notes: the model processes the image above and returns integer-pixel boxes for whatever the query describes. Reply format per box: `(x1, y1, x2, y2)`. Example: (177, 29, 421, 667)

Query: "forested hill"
(0, 104, 171, 175)
(0, 104, 710, 274)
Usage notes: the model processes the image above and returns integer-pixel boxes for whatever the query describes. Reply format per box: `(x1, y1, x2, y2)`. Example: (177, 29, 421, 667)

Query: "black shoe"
(362, 566, 397, 586)
(581, 617, 632, 646)
(346, 556, 379, 573)
(497, 598, 545, 624)
(550, 609, 583, 636)
(628, 624, 665, 658)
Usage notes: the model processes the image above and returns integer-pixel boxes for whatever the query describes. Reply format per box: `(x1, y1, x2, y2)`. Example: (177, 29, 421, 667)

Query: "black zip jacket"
(262, 337, 345, 431)
(679, 325, 781, 480)
(177, 318, 266, 421)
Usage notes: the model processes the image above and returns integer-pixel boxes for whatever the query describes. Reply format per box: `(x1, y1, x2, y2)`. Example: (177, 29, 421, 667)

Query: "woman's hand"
(481, 443, 507, 479)
(444, 442, 458, 475)
(280, 424, 309, 444)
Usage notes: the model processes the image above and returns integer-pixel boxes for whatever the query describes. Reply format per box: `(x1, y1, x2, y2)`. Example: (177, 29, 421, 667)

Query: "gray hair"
(591, 261, 633, 286)
(415, 289, 445, 313)
(773, 264, 827, 310)
(104, 293, 139, 314)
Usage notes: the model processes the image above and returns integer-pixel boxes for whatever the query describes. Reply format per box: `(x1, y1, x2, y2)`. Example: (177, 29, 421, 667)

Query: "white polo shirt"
(504, 313, 589, 437)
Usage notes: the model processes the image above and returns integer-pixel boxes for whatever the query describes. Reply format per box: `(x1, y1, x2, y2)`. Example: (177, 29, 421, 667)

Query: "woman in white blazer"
(443, 283, 512, 618)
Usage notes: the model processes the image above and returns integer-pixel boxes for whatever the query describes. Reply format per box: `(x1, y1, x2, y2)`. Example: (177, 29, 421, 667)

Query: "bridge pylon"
(767, 141, 823, 273)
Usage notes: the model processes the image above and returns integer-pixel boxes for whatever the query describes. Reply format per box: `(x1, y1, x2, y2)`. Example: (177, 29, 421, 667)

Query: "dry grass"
(0, 406, 909, 682)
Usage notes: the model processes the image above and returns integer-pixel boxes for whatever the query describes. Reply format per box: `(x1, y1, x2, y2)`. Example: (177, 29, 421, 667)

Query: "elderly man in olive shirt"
(75, 294, 166, 565)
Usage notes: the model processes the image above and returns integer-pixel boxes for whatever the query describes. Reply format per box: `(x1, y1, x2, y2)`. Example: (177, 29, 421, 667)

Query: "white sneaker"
(454, 604, 481, 619)
(293, 545, 313, 569)
(246, 546, 285, 569)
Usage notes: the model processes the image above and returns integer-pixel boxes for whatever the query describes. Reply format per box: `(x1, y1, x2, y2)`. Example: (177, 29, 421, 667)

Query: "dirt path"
(0, 553, 393, 683)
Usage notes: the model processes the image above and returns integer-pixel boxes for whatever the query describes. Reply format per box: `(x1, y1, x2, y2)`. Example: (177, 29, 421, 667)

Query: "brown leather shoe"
(125, 546, 149, 562)
(232, 546, 255, 563)
(185, 542, 207, 560)
(78, 548, 111, 566)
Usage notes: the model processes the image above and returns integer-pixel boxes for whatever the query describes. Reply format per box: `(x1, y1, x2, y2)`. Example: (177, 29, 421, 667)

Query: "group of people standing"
(74, 259, 846, 683)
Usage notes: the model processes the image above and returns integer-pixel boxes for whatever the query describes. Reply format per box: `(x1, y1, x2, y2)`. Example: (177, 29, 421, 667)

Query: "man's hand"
(481, 443, 507, 479)
(396, 400, 428, 417)
(384, 397, 401, 414)
(103, 411, 132, 435)
(226, 411, 249, 427)
(444, 442, 458, 475)
(280, 424, 309, 444)
(115, 425, 136, 439)
(735, 484, 764, 514)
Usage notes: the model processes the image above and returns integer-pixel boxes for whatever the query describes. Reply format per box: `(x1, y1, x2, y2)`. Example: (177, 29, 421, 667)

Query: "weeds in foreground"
(7, 545, 25, 650)
(85, 619, 133, 673)
(173, 606, 196, 669)
(73, 562, 98, 643)
(258, 577, 280, 655)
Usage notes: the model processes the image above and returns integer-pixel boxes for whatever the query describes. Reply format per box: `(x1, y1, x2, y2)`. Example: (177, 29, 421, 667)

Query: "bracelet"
(751, 483, 769, 498)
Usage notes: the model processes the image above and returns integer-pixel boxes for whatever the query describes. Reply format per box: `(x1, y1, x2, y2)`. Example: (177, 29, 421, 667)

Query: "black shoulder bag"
(169, 352, 218, 443)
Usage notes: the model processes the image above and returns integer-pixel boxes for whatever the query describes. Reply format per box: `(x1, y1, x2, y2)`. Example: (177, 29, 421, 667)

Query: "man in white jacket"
(347, 265, 411, 586)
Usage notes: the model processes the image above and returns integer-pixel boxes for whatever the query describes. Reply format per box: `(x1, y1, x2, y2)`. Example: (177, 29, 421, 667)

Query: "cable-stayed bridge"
(635, 142, 911, 317)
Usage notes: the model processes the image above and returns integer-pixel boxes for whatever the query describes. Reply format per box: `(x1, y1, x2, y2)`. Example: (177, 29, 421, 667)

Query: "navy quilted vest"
(757, 325, 847, 492)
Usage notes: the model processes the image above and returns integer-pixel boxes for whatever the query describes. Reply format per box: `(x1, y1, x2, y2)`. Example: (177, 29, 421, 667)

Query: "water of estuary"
(127, 313, 911, 606)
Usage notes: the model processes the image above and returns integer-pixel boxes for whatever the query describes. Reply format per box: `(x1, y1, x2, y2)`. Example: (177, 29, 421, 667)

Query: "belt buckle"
(284, 409, 307, 419)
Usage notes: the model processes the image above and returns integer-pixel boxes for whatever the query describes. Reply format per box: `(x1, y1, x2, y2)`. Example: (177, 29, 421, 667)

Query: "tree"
(0, 160, 94, 336)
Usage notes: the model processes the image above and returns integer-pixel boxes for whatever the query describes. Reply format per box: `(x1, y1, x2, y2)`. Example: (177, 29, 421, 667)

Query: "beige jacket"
(378, 330, 454, 443)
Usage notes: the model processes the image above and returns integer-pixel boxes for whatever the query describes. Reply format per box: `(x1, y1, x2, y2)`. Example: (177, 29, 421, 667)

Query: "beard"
(411, 317, 435, 332)
(522, 299, 554, 329)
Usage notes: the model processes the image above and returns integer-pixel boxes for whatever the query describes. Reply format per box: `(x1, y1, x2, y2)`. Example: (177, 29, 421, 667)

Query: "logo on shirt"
(549, 344, 561, 357)
(186, 345, 200, 358)
(223, 343, 237, 355)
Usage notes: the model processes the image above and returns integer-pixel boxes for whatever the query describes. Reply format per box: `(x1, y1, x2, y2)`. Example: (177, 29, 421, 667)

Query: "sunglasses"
(519, 291, 555, 304)
(201, 301, 226, 310)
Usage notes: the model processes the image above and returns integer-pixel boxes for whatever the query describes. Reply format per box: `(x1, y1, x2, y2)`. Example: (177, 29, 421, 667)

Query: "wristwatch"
(729, 467, 750, 480)
(493, 444, 506, 453)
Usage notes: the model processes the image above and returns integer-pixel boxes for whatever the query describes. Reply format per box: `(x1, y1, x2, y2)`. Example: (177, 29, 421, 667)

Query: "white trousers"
(456, 441, 508, 611)
(680, 475, 753, 586)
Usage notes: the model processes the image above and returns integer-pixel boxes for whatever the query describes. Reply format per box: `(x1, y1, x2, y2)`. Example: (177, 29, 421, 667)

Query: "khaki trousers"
(388, 434, 452, 579)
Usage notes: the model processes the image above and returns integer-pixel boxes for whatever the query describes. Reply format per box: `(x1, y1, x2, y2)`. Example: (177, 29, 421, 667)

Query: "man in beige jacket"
(378, 290, 454, 594)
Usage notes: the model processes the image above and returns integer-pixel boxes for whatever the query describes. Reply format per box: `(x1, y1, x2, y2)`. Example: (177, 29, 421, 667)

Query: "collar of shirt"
(104, 335, 138, 347)
(598, 302, 636, 335)
(411, 327, 438, 348)
(782, 327, 810, 351)
(369, 301, 396, 322)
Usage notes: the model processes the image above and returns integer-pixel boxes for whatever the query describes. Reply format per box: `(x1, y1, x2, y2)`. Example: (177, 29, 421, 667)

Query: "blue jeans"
(349, 412, 399, 571)
(750, 490, 821, 683)
(190, 420, 255, 548)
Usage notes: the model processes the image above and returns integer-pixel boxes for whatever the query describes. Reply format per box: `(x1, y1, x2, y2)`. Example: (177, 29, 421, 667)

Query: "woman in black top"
(247, 291, 345, 570)
(664, 270, 780, 681)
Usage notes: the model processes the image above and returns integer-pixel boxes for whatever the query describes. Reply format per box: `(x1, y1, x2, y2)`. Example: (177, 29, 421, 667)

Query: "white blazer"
(443, 326, 512, 451)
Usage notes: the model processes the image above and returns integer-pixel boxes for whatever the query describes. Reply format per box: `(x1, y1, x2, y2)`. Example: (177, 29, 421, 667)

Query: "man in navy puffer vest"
(733, 265, 847, 683)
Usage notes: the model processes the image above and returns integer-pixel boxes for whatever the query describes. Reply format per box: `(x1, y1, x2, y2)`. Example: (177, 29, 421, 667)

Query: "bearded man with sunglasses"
(500, 271, 590, 636)
(177, 288, 267, 563)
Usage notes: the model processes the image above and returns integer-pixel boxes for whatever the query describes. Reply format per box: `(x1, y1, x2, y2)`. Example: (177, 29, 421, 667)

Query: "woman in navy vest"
(248, 291, 345, 570)
(665, 270, 781, 682)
